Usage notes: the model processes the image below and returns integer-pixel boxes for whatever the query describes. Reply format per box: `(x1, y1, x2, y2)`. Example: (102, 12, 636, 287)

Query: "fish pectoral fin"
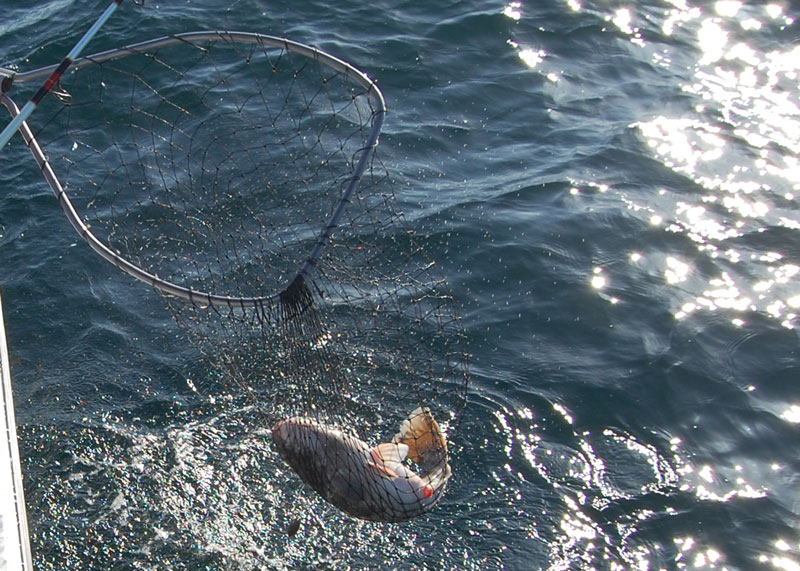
(371, 442, 409, 464)
(365, 461, 398, 479)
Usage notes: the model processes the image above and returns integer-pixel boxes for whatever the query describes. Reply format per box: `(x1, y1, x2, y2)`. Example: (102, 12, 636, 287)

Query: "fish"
(272, 406, 451, 522)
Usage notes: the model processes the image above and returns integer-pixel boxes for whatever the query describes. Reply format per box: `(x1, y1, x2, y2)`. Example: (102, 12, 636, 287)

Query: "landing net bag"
(3, 32, 469, 523)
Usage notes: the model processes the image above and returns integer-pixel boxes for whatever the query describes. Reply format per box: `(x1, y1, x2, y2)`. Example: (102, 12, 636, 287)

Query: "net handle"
(0, 0, 125, 151)
(5, 31, 387, 310)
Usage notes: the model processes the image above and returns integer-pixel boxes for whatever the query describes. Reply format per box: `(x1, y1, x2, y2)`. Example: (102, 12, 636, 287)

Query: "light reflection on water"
(499, 1, 800, 569)
(632, 1, 800, 330)
(489, 392, 800, 570)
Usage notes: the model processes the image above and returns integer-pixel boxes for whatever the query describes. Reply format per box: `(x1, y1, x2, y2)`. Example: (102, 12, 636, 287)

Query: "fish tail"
(393, 406, 448, 467)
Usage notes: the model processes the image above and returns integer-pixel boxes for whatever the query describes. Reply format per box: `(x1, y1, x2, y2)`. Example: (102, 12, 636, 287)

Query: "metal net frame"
(3, 31, 386, 318)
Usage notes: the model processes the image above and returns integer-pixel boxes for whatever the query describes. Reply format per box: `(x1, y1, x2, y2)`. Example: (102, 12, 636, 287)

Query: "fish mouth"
(271, 418, 311, 446)
(271, 420, 289, 442)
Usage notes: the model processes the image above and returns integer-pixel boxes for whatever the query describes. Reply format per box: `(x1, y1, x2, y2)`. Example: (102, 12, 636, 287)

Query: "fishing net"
(3, 32, 468, 524)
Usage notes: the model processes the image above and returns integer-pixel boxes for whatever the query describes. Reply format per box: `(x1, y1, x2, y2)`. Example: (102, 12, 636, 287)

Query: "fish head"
(359, 466, 446, 522)
(387, 471, 435, 501)
(272, 418, 319, 455)
(368, 443, 444, 513)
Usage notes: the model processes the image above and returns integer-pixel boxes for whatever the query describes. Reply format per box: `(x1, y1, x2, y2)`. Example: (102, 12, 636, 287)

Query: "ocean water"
(1, 0, 799, 569)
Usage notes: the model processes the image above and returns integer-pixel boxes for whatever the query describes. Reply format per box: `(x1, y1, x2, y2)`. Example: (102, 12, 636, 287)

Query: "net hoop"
(3, 31, 386, 311)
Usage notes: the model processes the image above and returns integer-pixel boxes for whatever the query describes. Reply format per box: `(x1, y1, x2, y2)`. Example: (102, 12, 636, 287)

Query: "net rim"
(4, 31, 387, 310)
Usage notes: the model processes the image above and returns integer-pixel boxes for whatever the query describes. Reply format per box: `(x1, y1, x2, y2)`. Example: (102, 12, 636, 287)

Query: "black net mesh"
(17, 32, 469, 523)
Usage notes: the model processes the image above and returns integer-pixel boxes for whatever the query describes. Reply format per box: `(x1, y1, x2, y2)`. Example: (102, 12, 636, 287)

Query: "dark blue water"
(1, 0, 799, 569)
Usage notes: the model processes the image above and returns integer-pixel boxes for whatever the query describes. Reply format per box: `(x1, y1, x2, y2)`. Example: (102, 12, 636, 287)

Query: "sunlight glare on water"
(495, 2, 800, 569)
(504, 2, 549, 70)
(632, 1, 800, 329)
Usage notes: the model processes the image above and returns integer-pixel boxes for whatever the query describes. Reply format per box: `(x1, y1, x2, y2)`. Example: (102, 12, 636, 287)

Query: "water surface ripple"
(0, 0, 798, 569)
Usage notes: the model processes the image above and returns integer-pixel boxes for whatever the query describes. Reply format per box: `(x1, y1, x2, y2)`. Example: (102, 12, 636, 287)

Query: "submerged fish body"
(272, 407, 451, 522)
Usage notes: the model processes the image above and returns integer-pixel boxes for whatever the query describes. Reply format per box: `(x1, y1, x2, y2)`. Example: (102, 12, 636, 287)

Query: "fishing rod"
(0, 0, 134, 151)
